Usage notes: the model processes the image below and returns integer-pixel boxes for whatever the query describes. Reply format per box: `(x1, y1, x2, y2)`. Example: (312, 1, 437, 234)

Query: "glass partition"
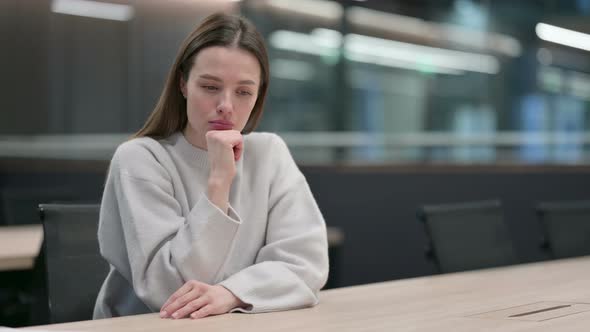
(1, 0, 589, 164)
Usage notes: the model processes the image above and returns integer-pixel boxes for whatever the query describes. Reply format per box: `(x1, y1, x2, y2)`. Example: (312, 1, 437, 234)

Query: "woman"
(93, 12, 329, 320)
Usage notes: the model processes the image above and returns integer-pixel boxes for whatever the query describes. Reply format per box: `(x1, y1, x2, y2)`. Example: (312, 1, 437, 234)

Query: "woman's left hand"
(160, 280, 245, 319)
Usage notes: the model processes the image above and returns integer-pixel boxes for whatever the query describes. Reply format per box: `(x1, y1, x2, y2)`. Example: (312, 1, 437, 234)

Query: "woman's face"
(180, 46, 261, 149)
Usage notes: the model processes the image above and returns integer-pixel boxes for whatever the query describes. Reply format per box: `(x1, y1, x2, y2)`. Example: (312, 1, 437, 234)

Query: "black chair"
(39, 203, 108, 323)
(1, 187, 74, 225)
(536, 200, 590, 259)
(417, 200, 518, 273)
(325, 227, 344, 289)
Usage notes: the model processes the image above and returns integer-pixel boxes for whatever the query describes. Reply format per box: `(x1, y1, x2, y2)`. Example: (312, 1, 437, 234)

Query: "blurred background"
(1, 0, 590, 164)
(1, 0, 590, 327)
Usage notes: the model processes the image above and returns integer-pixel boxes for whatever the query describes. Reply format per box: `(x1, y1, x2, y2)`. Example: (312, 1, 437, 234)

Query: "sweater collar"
(169, 132, 210, 169)
(167, 131, 245, 172)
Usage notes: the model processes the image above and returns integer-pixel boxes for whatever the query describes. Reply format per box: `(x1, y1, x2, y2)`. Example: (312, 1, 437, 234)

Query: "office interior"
(1, 0, 590, 328)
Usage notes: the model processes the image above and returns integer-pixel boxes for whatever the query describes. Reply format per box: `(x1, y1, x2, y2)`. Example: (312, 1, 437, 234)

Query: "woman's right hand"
(205, 130, 243, 213)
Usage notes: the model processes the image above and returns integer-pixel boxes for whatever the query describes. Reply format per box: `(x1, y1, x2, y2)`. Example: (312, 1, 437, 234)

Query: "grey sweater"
(93, 132, 329, 318)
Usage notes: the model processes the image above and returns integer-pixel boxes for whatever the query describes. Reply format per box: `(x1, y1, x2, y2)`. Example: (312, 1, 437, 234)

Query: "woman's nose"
(217, 91, 234, 114)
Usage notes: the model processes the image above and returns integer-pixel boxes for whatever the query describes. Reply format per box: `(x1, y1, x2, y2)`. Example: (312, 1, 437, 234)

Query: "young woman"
(93, 12, 329, 320)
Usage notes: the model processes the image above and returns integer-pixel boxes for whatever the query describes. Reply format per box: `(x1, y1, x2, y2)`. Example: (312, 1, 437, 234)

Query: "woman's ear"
(179, 74, 187, 98)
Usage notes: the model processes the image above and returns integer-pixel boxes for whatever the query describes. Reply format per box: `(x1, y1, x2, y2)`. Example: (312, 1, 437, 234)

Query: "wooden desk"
(23, 256, 590, 331)
(0, 225, 43, 271)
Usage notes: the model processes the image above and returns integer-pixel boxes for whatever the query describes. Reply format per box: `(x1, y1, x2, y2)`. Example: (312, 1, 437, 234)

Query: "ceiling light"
(536, 22, 590, 52)
(266, 0, 342, 22)
(51, 0, 134, 21)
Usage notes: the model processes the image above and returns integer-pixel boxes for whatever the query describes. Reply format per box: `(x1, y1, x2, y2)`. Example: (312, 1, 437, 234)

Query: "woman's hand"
(206, 129, 243, 177)
(160, 280, 245, 319)
(206, 130, 243, 213)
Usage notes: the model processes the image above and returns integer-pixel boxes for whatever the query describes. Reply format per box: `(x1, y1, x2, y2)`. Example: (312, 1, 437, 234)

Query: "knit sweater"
(93, 132, 329, 318)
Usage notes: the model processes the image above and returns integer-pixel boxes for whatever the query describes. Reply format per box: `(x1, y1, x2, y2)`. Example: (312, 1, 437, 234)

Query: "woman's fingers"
(162, 281, 193, 308)
(165, 289, 201, 318)
(160, 282, 240, 319)
(171, 296, 209, 319)
(190, 304, 214, 319)
(233, 140, 243, 161)
(207, 130, 243, 156)
(161, 280, 202, 317)
(206, 130, 243, 184)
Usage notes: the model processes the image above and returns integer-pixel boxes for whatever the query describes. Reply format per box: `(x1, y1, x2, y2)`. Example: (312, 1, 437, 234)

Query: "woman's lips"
(208, 120, 233, 130)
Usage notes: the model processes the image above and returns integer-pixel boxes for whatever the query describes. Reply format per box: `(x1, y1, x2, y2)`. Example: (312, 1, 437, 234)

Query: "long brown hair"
(133, 13, 269, 139)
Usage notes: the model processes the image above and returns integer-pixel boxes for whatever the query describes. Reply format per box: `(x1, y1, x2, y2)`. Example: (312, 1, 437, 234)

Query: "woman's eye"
(202, 85, 218, 91)
(237, 90, 252, 96)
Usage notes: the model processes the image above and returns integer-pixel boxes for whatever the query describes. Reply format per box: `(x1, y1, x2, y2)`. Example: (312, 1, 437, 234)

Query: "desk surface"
(24, 256, 590, 332)
(0, 225, 43, 271)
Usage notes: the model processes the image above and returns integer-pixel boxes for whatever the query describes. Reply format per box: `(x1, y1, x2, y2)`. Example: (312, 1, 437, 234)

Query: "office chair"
(39, 203, 108, 323)
(417, 200, 518, 273)
(1, 187, 74, 225)
(324, 227, 344, 289)
(536, 200, 590, 259)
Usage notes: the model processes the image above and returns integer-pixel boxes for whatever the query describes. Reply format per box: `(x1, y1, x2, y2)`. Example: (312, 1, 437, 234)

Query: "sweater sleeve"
(99, 142, 241, 311)
(219, 134, 329, 313)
